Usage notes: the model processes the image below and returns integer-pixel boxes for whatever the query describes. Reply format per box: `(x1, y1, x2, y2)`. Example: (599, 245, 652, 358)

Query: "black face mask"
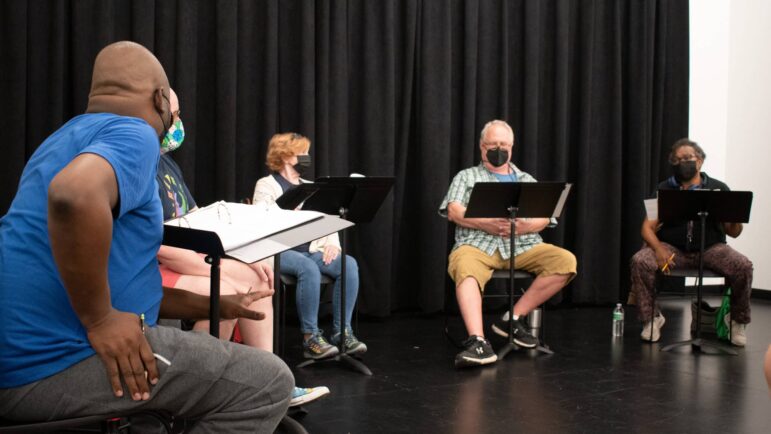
(672, 160, 698, 182)
(293, 154, 312, 177)
(157, 93, 172, 144)
(486, 147, 509, 168)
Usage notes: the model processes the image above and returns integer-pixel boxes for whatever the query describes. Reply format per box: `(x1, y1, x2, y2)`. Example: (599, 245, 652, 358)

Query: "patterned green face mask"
(160, 118, 185, 154)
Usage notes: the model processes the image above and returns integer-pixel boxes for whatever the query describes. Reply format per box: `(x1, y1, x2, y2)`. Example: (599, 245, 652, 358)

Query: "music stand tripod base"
(289, 177, 396, 377)
(294, 208, 372, 377)
(497, 341, 554, 360)
(296, 353, 372, 376)
(661, 338, 737, 355)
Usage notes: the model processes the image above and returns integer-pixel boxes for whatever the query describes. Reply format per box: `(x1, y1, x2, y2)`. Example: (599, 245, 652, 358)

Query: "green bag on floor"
(715, 287, 732, 341)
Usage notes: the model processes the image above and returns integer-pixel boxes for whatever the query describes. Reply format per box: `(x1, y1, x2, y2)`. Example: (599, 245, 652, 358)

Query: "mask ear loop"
(157, 90, 172, 134)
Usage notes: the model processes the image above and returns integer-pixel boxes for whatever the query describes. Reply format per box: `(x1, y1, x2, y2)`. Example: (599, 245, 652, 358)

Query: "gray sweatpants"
(0, 325, 294, 433)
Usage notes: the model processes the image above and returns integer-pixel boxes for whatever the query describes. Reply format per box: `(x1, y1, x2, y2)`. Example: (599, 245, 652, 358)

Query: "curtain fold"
(0, 0, 689, 314)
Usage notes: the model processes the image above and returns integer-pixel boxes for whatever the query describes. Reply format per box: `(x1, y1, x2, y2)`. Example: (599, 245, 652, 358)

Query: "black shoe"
(454, 335, 497, 368)
(491, 316, 510, 338)
(491, 316, 538, 348)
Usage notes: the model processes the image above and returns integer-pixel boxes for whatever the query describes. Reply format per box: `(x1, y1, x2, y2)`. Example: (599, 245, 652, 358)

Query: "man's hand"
(513, 217, 550, 235)
(514, 218, 530, 235)
(86, 309, 158, 401)
(219, 290, 274, 320)
(477, 218, 511, 237)
(322, 245, 340, 265)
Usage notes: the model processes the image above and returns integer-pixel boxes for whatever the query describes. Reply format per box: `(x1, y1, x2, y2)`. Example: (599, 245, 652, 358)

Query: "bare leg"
(456, 277, 484, 337)
(238, 295, 273, 351)
(512, 274, 571, 317)
(221, 258, 272, 288)
(765, 345, 771, 395)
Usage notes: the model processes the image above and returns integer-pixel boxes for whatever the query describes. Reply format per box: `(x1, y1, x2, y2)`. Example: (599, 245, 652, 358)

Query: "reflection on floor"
(283, 297, 771, 433)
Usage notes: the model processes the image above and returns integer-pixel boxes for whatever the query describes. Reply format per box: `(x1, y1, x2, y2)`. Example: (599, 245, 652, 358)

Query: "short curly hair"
(669, 138, 706, 163)
(265, 132, 311, 172)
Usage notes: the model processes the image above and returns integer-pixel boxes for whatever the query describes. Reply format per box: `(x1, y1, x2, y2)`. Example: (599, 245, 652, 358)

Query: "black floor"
(282, 297, 771, 434)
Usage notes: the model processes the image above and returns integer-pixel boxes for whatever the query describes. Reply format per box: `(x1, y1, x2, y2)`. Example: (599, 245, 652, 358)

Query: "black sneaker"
(491, 316, 510, 338)
(491, 316, 538, 348)
(454, 335, 498, 368)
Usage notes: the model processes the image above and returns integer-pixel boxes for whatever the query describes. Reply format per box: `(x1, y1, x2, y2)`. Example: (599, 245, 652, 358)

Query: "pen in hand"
(139, 313, 172, 369)
(660, 253, 675, 274)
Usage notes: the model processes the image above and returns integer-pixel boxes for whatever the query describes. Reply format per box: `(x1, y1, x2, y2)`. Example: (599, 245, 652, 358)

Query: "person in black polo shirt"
(629, 138, 753, 345)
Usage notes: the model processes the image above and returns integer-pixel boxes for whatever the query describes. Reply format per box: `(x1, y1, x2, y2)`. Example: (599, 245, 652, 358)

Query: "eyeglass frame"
(669, 154, 701, 164)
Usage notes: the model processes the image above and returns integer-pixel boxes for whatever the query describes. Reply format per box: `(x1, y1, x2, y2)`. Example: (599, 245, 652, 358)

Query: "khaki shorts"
(448, 243, 577, 292)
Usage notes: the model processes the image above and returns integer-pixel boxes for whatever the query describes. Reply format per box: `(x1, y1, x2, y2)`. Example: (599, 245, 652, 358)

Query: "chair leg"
(650, 292, 656, 342)
(280, 282, 287, 358)
(729, 310, 733, 343)
(354, 300, 359, 336)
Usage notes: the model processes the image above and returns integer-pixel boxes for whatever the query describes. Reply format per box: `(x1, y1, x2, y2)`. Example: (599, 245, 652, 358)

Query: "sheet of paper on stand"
(644, 198, 658, 221)
(165, 201, 324, 251)
(163, 201, 354, 263)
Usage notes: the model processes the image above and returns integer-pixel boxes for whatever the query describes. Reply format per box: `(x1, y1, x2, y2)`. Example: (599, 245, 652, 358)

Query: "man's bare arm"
(48, 153, 158, 401)
(160, 287, 270, 321)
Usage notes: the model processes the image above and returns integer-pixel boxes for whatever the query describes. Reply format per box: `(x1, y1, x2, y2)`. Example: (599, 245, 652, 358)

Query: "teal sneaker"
(290, 386, 330, 407)
(330, 328, 368, 355)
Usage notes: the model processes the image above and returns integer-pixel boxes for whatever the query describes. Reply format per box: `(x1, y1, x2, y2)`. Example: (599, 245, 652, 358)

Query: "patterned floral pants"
(629, 242, 753, 323)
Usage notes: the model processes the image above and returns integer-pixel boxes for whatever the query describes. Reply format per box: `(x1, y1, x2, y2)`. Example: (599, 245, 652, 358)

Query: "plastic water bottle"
(612, 303, 625, 337)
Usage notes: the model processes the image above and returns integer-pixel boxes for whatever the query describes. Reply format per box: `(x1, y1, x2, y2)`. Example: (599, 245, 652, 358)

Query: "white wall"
(690, 0, 771, 291)
(688, 0, 729, 181)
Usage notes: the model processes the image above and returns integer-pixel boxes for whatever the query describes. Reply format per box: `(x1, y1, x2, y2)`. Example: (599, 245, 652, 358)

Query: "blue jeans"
(279, 250, 359, 335)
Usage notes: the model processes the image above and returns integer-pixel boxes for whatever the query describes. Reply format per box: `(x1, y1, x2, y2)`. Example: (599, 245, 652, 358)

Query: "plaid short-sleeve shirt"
(438, 163, 556, 260)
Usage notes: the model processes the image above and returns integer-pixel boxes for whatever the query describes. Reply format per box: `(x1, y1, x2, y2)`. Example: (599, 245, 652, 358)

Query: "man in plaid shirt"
(439, 120, 577, 368)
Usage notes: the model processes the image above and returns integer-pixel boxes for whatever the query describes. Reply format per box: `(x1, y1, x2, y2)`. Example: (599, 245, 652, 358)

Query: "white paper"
(684, 276, 725, 287)
(165, 201, 324, 251)
(226, 215, 353, 263)
(644, 198, 658, 221)
(552, 184, 573, 218)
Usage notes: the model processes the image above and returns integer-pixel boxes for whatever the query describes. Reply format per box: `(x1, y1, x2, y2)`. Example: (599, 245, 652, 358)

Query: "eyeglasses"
(483, 141, 513, 149)
(670, 154, 699, 164)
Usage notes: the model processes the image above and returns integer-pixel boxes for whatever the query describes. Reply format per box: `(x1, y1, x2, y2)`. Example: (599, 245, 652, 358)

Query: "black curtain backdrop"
(0, 0, 689, 316)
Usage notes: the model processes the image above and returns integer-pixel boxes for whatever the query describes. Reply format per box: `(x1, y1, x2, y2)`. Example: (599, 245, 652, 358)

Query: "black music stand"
(465, 182, 572, 359)
(163, 226, 227, 337)
(658, 189, 752, 355)
(163, 204, 352, 341)
(278, 177, 394, 376)
(275, 184, 320, 210)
